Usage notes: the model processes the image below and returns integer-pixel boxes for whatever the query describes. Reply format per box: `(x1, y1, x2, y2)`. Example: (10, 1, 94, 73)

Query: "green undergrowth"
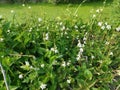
(0, 1, 120, 90)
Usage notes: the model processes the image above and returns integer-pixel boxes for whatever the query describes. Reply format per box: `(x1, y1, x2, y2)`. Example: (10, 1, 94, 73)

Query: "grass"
(0, 1, 112, 21)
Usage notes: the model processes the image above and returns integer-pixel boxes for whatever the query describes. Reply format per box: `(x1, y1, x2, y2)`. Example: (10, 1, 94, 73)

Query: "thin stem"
(74, 0, 87, 16)
(9, 54, 36, 59)
(0, 62, 10, 90)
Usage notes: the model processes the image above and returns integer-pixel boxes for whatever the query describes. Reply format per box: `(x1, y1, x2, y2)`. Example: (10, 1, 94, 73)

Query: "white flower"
(0, 15, 2, 19)
(52, 60, 58, 65)
(76, 53, 81, 61)
(11, 10, 14, 13)
(7, 30, 10, 33)
(25, 61, 30, 66)
(41, 64, 45, 68)
(109, 52, 113, 56)
(77, 40, 82, 47)
(38, 18, 42, 22)
(67, 61, 71, 66)
(116, 26, 120, 32)
(91, 55, 95, 59)
(83, 37, 87, 41)
(105, 22, 108, 25)
(28, 6, 31, 9)
(74, 25, 78, 29)
(59, 22, 63, 26)
(22, 4, 25, 7)
(61, 61, 66, 67)
(40, 83, 47, 90)
(80, 48, 83, 53)
(19, 74, 23, 79)
(96, 9, 100, 13)
(50, 45, 58, 53)
(1, 56, 4, 58)
(101, 26, 105, 30)
(30, 66, 33, 69)
(92, 14, 96, 18)
(105, 41, 109, 45)
(116, 70, 120, 76)
(61, 26, 65, 31)
(106, 25, 111, 30)
(65, 31, 68, 35)
(29, 29, 32, 32)
(0, 38, 4, 42)
(98, 22, 103, 27)
(43, 33, 49, 41)
(67, 79, 71, 84)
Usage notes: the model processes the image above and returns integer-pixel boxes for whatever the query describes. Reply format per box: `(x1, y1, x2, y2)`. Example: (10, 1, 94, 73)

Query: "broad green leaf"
(84, 69, 93, 80)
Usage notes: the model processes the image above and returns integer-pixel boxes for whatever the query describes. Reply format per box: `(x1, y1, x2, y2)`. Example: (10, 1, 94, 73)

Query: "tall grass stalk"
(0, 62, 10, 90)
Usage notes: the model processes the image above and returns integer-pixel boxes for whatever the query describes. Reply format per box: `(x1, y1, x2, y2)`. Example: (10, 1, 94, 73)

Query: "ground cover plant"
(0, 0, 120, 90)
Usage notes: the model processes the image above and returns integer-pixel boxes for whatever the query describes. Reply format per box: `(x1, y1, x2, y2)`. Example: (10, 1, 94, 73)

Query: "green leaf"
(10, 86, 18, 90)
(84, 69, 93, 80)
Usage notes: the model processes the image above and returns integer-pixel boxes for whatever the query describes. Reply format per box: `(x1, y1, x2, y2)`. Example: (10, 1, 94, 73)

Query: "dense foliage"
(0, 0, 120, 90)
(0, 8, 120, 90)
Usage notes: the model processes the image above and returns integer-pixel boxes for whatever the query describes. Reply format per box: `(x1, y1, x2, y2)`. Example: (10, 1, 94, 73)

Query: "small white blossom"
(0, 15, 2, 19)
(109, 52, 113, 56)
(67, 79, 71, 84)
(61, 61, 66, 67)
(101, 26, 105, 30)
(41, 64, 45, 68)
(52, 60, 58, 65)
(74, 25, 78, 29)
(116, 26, 120, 32)
(96, 9, 100, 13)
(98, 22, 103, 27)
(0, 38, 4, 42)
(30, 66, 33, 69)
(77, 40, 82, 47)
(19, 74, 23, 79)
(50, 45, 58, 53)
(11, 10, 14, 13)
(80, 48, 83, 53)
(29, 29, 32, 32)
(67, 61, 71, 66)
(25, 61, 30, 66)
(106, 25, 111, 30)
(61, 26, 65, 31)
(105, 22, 108, 25)
(38, 18, 42, 22)
(91, 55, 95, 59)
(59, 22, 63, 26)
(7, 30, 10, 33)
(92, 14, 96, 18)
(116, 70, 120, 76)
(105, 41, 109, 45)
(1, 56, 4, 58)
(40, 83, 47, 90)
(43, 33, 49, 41)
(83, 37, 87, 41)
(22, 4, 25, 7)
(28, 6, 31, 9)
(65, 31, 68, 35)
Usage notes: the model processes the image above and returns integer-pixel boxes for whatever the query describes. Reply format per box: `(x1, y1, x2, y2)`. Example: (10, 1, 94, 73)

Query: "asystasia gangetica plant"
(0, 11, 120, 90)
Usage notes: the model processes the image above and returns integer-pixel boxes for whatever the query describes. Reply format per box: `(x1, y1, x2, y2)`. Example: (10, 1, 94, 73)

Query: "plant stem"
(0, 62, 10, 90)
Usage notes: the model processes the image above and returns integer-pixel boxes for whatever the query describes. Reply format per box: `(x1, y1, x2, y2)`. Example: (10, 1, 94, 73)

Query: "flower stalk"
(0, 62, 10, 90)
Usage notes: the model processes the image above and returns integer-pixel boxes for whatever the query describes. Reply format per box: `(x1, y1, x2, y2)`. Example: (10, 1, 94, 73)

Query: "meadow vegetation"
(0, 0, 120, 90)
